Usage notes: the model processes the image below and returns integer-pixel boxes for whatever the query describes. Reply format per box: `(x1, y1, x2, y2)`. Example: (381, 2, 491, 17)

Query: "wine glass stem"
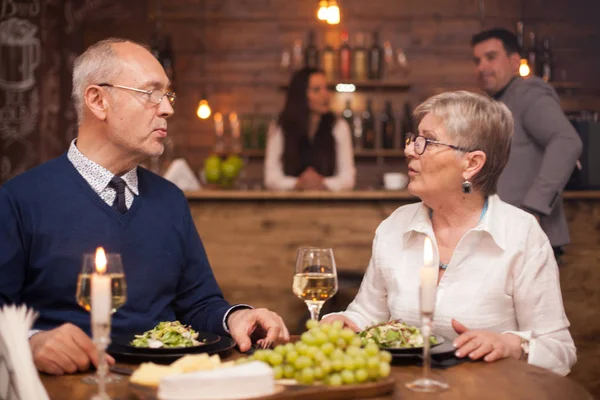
(421, 315, 432, 380)
(306, 301, 323, 321)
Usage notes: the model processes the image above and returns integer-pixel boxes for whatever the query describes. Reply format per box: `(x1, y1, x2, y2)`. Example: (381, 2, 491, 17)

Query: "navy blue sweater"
(0, 154, 232, 337)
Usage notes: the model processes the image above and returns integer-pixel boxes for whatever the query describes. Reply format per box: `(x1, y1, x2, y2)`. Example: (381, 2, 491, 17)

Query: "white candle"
(214, 112, 224, 137)
(229, 112, 240, 138)
(420, 237, 437, 313)
(91, 247, 111, 324)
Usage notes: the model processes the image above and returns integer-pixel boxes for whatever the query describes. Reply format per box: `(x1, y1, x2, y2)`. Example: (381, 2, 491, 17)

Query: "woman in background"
(264, 67, 355, 191)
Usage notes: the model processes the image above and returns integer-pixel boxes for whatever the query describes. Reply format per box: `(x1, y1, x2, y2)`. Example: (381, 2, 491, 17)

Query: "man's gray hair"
(71, 38, 149, 125)
(413, 91, 514, 196)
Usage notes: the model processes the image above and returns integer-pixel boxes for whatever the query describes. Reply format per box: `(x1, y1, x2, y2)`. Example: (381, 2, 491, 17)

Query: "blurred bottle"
(160, 36, 175, 89)
(280, 49, 291, 72)
(339, 31, 352, 80)
(362, 99, 376, 149)
(527, 32, 538, 77)
(381, 101, 395, 149)
(241, 115, 254, 149)
(353, 32, 368, 80)
(368, 31, 383, 80)
(292, 39, 304, 71)
(305, 30, 320, 69)
(540, 38, 554, 82)
(353, 115, 363, 151)
(322, 33, 336, 81)
(342, 100, 355, 146)
(400, 102, 414, 140)
(516, 21, 525, 56)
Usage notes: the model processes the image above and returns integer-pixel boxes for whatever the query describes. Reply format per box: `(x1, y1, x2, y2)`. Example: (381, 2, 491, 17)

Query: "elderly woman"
(322, 91, 576, 376)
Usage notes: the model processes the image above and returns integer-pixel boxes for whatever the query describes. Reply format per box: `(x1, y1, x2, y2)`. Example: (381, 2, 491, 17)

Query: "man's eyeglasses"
(405, 133, 473, 155)
(98, 83, 176, 106)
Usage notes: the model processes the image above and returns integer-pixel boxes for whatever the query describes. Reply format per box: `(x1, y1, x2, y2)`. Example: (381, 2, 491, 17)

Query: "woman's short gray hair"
(413, 91, 513, 196)
(72, 38, 148, 125)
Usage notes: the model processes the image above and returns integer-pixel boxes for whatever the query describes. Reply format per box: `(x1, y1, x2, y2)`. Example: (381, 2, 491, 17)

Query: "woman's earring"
(462, 179, 472, 194)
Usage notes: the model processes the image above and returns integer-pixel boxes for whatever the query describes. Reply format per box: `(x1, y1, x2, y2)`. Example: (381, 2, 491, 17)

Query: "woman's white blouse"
(263, 119, 356, 191)
(329, 194, 576, 376)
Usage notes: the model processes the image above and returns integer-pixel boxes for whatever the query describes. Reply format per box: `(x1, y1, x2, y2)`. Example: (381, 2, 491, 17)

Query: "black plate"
(379, 334, 446, 355)
(113, 331, 221, 354)
(108, 335, 236, 364)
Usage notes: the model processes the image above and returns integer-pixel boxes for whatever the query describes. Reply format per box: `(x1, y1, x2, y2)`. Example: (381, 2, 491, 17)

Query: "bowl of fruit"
(202, 154, 244, 189)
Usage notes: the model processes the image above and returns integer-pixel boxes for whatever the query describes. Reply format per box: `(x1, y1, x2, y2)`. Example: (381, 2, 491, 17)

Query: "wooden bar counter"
(187, 189, 600, 397)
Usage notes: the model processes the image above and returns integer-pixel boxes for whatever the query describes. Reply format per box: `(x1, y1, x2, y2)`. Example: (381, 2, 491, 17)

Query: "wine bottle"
(381, 101, 395, 149)
(339, 31, 352, 80)
(322, 33, 336, 81)
(305, 30, 320, 69)
(362, 99, 376, 149)
(400, 102, 414, 140)
(368, 31, 383, 80)
(516, 21, 525, 57)
(342, 100, 354, 146)
(160, 36, 175, 88)
(527, 32, 538, 77)
(353, 33, 367, 80)
(540, 38, 553, 82)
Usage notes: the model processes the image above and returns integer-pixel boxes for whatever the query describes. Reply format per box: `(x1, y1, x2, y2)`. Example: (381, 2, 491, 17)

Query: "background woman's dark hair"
(279, 67, 336, 177)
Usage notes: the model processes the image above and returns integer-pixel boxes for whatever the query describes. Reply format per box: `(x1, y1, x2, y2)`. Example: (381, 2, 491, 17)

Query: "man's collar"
(492, 76, 518, 100)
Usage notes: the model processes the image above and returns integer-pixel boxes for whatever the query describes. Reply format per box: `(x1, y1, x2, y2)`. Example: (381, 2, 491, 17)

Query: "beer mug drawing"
(0, 18, 41, 91)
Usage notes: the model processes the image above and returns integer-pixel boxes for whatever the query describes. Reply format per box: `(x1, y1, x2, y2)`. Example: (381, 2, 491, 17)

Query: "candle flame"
(229, 112, 238, 123)
(424, 237, 433, 268)
(214, 112, 223, 123)
(95, 247, 107, 274)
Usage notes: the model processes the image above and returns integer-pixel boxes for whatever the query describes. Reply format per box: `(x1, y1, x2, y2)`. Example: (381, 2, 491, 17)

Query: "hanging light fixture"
(196, 97, 211, 119)
(519, 59, 531, 77)
(317, 0, 329, 20)
(327, 0, 340, 24)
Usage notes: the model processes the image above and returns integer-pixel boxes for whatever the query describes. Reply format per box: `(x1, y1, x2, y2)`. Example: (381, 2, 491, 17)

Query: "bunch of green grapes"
(238, 320, 392, 386)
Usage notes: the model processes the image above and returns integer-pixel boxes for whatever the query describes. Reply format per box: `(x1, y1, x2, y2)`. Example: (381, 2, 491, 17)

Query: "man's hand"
(29, 323, 115, 375)
(227, 308, 290, 352)
(451, 319, 522, 362)
(320, 314, 360, 332)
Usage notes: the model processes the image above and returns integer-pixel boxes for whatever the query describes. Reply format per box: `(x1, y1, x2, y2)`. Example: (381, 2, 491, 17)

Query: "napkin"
(0, 305, 49, 400)
(163, 158, 201, 191)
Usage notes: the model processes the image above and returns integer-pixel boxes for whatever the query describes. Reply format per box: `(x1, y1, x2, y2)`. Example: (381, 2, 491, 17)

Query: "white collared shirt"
(67, 140, 138, 209)
(329, 194, 576, 375)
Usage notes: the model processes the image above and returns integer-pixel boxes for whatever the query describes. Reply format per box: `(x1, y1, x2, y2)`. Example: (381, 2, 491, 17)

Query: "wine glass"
(75, 250, 127, 390)
(405, 256, 449, 392)
(292, 248, 338, 321)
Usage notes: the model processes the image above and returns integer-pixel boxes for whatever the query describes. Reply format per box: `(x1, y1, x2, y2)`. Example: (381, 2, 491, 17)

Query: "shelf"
(278, 79, 411, 92)
(240, 149, 405, 158)
(551, 81, 581, 91)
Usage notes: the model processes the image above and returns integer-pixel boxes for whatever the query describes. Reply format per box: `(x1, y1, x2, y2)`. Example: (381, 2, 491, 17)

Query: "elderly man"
(471, 28, 582, 259)
(0, 38, 289, 375)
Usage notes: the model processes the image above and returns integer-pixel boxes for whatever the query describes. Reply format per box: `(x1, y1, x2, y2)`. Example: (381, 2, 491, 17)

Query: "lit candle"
(420, 237, 437, 314)
(214, 112, 224, 137)
(229, 112, 240, 139)
(91, 247, 111, 325)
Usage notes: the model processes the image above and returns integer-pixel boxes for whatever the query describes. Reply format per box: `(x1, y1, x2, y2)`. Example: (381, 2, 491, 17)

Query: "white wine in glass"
(293, 248, 338, 321)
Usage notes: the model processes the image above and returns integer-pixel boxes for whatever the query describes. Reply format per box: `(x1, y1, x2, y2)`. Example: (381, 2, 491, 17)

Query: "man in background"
(471, 28, 582, 260)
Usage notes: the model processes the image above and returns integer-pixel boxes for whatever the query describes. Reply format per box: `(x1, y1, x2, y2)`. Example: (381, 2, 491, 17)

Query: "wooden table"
(41, 353, 593, 400)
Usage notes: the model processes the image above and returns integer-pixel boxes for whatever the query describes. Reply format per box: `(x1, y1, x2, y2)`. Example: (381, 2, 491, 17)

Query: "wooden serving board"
(130, 377, 396, 400)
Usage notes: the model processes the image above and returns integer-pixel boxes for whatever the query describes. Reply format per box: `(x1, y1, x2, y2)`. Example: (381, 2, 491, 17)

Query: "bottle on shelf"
(322, 32, 336, 81)
(304, 30, 320, 69)
(342, 100, 355, 146)
(400, 102, 414, 141)
(516, 21, 525, 57)
(292, 39, 304, 72)
(339, 31, 352, 80)
(540, 38, 553, 82)
(362, 99, 376, 149)
(160, 36, 175, 88)
(353, 32, 368, 80)
(381, 101, 396, 149)
(353, 115, 363, 151)
(368, 31, 383, 80)
(527, 31, 538, 77)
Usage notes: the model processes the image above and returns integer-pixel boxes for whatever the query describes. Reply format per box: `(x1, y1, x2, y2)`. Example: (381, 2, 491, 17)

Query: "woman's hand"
(320, 314, 360, 332)
(451, 319, 523, 362)
(296, 167, 325, 190)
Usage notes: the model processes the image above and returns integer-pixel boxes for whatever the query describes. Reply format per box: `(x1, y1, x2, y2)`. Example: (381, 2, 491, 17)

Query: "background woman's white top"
(328, 194, 576, 376)
(263, 119, 356, 191)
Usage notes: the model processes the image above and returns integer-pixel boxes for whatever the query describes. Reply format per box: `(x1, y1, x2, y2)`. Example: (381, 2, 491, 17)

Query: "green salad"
(359, 320, 439, 349)
(130, 321, 204, 348)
